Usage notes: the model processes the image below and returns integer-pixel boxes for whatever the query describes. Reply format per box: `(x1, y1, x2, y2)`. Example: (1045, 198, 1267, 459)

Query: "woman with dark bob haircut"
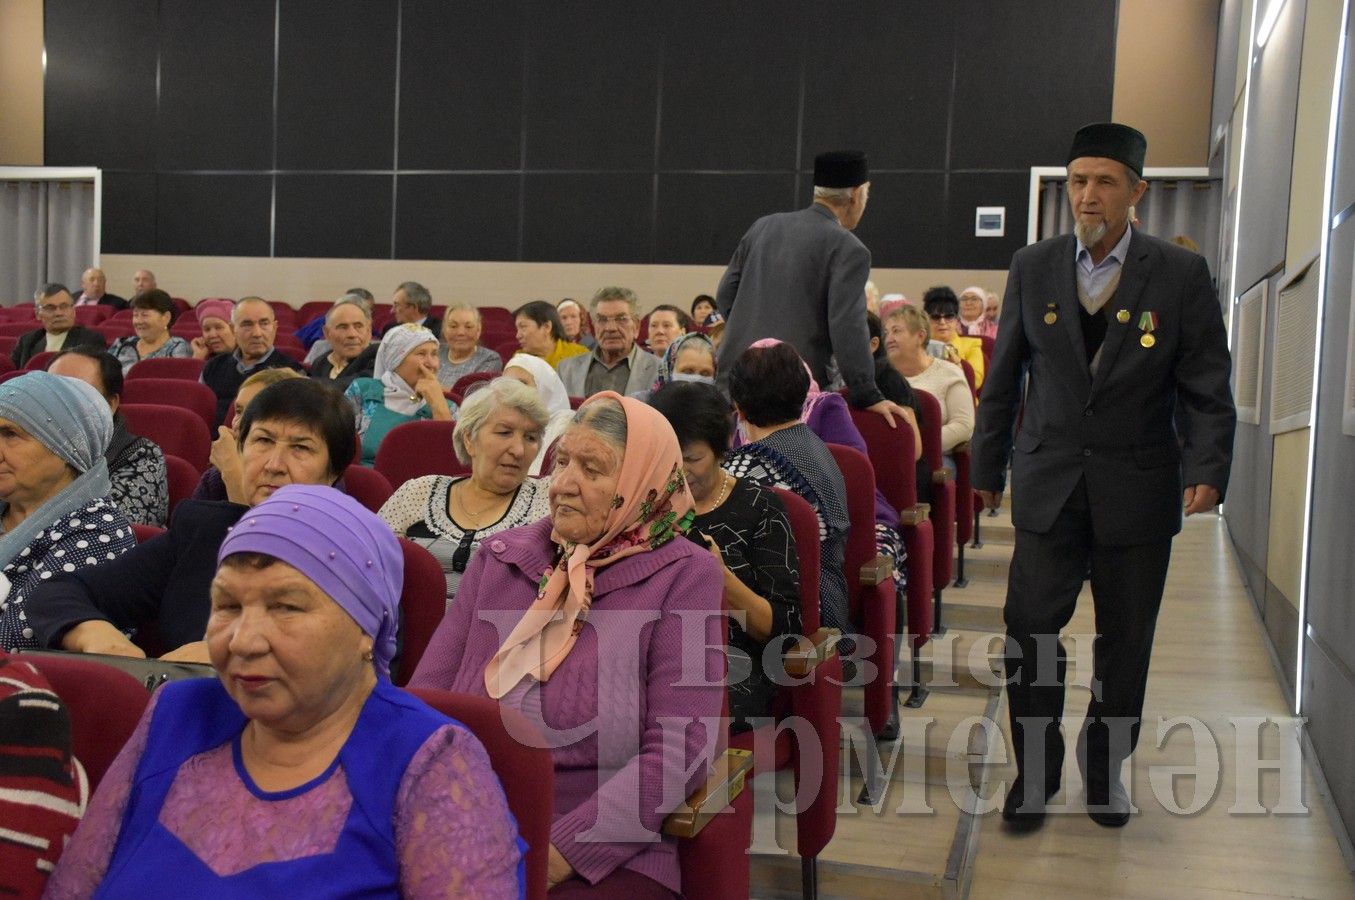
(724, 342, 851, 633)
(650, 381, 801, 733)
(108, 288, 192, 374)
(513, 299, 587, 369)
(29, 379, 358, 662)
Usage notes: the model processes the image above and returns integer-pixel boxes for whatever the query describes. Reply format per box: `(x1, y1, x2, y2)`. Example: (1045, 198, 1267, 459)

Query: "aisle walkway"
(967, 512, 1355, 899)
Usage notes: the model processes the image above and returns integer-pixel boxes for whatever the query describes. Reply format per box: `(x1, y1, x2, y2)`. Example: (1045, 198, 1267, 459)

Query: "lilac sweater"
(409, 518, 725, 893)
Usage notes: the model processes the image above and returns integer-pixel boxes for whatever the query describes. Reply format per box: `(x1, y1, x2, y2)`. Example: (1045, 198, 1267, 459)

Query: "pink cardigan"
(409, 518, 725, 892)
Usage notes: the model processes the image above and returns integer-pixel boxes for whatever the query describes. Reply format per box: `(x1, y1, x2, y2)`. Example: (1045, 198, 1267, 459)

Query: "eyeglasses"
(593, 314, 632, 327)
(927, 313, 957, 322)
(38, 304, 73, 315)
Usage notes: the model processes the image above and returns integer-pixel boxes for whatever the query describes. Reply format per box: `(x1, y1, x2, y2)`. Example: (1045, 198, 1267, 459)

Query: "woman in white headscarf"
(345, 324, 453, 466)
(0, 371, 136, 650)
(501, 352, 574, 476)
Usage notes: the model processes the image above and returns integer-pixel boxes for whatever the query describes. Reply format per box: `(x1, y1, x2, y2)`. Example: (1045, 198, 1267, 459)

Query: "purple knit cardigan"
(409, 518, 725, 893)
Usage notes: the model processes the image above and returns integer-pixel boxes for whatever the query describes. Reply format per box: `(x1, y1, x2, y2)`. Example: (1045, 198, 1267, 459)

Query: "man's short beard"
(1075, 219, 1108, 248)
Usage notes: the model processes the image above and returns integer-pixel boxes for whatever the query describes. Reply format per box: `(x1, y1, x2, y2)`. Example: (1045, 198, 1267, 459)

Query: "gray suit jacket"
(972, 229, 1235, 545)
(557, 344, 661, 398)
(714, 203, 883, 408)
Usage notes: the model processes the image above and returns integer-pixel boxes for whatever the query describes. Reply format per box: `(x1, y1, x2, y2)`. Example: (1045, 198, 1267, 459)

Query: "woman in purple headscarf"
(46, 485, 524, 899)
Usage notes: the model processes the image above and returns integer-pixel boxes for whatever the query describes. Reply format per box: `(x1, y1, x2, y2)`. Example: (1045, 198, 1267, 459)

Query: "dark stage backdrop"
(45, 0, 1116, 268)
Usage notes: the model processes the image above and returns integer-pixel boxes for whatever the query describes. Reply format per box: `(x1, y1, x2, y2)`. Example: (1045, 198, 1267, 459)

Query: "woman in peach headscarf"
(409, 393, 724, 899)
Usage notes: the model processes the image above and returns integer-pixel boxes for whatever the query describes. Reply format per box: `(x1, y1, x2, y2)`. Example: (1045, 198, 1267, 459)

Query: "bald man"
(72, 268, 128, 311)
(132, 269, 157, 297)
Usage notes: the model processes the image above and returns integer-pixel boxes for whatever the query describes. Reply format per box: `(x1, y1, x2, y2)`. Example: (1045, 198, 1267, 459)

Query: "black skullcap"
(1067, 123, 1147, 177)
(813, 150, 868, 188)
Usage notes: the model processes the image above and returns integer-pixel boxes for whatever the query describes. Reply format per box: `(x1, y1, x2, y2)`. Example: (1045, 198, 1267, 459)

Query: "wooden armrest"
(783, 627, 841, 677)
(859, 553, 893, 586)
(899, 503, 931, 526)
(932, 469, 954, 484)
(662, 748, 754, 838)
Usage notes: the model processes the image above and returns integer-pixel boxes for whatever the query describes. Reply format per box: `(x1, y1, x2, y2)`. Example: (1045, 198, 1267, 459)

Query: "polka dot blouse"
(0, 498, 136, 651)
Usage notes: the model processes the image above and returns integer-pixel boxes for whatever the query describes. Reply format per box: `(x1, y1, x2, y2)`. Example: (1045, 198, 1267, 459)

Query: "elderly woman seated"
(0, 373, 136, 651)
(651, 381, 801, 733)
(189, 298, 237, 361)
(883, 304, 974, 474)
(437, 303, 504, 387)
(347, 324, 453, 467)
(501, 354, 574, 476)
(192, 367, 308, 502)
(45, 485, 523, 897)
(48, 347, 170, 527)
(556, 298, 595, 350)
(721, 343, 852, 633)
(380, 378, 551, 609)
(108, 289, 192, 374)
(410, 394, 724, 897)
(30, 379, 355, 661)
(631, 332, 716, 404)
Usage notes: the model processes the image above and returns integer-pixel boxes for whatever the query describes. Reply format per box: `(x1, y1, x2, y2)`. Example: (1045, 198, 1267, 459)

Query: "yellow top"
(544, 338, 589, 370)
(945, 335, 986, 391)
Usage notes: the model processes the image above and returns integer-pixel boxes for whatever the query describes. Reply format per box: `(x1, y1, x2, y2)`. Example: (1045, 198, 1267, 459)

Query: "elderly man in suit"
(12, 283, 106, 368)
(557, 286, 659, 398)
(973, 123, 1235, 830)
(714, 150, 907, 427)
(72, 268, 128, 310)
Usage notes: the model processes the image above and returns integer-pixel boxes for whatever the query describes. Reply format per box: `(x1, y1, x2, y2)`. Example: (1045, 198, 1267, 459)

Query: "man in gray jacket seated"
(557, 286, 660, 399)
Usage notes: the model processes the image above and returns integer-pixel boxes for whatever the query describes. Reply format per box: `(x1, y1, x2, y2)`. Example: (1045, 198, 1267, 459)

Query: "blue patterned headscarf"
(0, 372, 113, 571)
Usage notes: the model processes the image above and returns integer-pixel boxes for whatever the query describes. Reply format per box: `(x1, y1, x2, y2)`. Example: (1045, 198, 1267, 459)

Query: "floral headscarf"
(484, 392, 695, 698)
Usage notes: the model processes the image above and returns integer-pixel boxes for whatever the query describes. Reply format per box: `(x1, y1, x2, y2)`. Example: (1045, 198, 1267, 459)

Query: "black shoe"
(1001, 775, 1060, 831)
(1086, 775, 1132, 827)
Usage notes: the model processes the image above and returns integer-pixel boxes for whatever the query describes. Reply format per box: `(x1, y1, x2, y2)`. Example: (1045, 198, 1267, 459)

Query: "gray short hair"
(813, 186, 855, 203)
(396, 281, 432, 313)
(443, 302, 481, 326)
(589, 286, 638, 317)
(326, 295, 372, 325)
(451, 377, 549, 465)
(34, 283, 70, 304)
(566, 396, 628, 465)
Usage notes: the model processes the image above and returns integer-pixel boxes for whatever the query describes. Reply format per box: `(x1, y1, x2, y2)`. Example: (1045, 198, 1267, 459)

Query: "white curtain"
(0, 179, 96, 307)
(1039, 178, 1223, 280)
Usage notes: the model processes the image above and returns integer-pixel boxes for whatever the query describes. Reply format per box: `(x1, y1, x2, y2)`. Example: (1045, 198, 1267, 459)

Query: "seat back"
(73, 306, 112, 325)
(494, 340, 520, 366)
(124, 356, 205, 381)
(826, 444, 897, 733)
(450, 370, 498, 398)
(25, 654, 150, 792)
(847, 407, 918, 510)
(771, 487, 820, 633)
(163, 454, 200, 521)
(393, 538, 447, 687)
(122, 378, 217, 430)
(404, 688, 552, 900)
(121, 404, 212, 473)
(913, 391, 955, 591)
(373, 419, 468, 490)
(25, 350, 56, 371)
(131, 523, 165, 543)
(343, 464, 394, 513)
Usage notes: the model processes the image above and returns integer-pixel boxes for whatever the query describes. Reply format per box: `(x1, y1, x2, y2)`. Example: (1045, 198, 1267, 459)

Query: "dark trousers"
(1003, 478, 1172, 790)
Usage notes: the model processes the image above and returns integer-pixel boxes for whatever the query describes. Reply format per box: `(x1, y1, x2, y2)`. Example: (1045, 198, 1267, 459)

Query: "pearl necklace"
(700, 471, 731, 513)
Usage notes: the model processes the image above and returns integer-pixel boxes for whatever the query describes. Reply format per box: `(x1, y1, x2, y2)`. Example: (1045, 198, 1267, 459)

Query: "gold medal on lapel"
(1140, 333, 1155, 348)
(1044, 311, 1058, 325)
(1116, 309, 1130, 324)
(1137, 310, 1159, 348)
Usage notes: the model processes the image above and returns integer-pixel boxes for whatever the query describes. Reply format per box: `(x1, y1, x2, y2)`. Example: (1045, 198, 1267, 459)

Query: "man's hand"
(60, 620, 147, 658)
(1183, 484, 1220, 516)
(977, 490, 1003, 512)
(866, 399, 910, 429)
